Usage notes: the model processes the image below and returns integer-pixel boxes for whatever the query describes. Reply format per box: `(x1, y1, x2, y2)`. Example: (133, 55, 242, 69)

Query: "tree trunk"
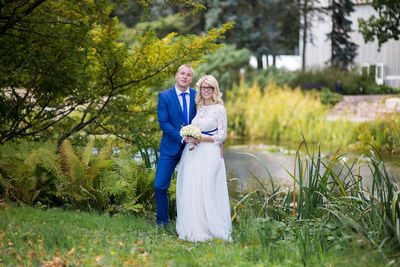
(257, 55, 263, 69)
(331, 0, 336, 67)
(301, 0, 309, 71)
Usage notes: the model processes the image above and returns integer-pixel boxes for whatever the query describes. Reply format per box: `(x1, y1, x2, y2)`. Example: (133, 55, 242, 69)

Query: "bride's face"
(200, 82, 214, 101)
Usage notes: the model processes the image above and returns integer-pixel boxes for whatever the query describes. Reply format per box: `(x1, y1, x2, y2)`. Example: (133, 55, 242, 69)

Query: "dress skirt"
(176, 142, 232, 242)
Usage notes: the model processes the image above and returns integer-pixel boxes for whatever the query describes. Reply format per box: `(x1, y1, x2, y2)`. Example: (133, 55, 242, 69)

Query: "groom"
(154, 64, 197, 225)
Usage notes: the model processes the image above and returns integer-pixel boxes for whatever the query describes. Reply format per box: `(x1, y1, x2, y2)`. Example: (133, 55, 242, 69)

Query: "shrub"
(244, 67, 297, 89)
(290, 67, 399, 95)
(319, 87, 343, 106)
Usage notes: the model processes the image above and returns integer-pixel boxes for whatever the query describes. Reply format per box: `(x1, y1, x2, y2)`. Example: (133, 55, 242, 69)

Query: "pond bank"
(327, 94, 400, 122)
(224, 142, 400, 198)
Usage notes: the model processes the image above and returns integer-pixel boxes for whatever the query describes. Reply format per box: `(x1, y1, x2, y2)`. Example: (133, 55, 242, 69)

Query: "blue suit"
(154, 86, 197, 225)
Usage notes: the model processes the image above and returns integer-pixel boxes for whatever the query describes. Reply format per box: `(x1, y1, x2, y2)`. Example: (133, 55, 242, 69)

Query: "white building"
(301, 0, 400, 88)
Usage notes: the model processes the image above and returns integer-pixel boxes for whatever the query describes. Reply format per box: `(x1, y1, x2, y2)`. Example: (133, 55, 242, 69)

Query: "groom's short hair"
(177, 64, 194, 75)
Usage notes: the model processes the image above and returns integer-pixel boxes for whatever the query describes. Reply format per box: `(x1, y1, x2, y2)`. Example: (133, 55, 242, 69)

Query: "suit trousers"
(154, 146, 184, 225)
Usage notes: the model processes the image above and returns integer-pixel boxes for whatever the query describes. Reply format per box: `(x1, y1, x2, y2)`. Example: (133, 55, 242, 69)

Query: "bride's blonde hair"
(195, 75, 223, 109)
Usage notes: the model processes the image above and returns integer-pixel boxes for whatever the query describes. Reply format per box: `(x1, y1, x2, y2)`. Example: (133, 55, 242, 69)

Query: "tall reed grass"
(234, 139, 400, 261)
(225, 80, 400, 156)
(225, 80, 357, 146)
(357, 114, 400, 155)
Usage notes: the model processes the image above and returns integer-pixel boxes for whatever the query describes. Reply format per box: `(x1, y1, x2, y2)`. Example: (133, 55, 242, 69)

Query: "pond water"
(224, 138, 400, 199)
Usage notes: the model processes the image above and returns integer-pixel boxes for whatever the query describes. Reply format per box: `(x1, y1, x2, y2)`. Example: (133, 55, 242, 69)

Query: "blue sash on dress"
(201, 128, 217, 136)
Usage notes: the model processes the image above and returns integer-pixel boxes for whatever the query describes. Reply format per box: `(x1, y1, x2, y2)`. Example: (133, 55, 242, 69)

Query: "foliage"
(328, 0, 358, 70)
(225, 80, 357, 147)
(0, 0, 233, 145)
(0, 137, 158, 214)
(0, 0, 112, 143)
(358, 0, 400, 48)
(194, 44, 251, 91)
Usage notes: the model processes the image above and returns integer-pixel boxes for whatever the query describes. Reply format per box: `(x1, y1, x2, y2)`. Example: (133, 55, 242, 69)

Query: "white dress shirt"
(175, 85, 190, 121)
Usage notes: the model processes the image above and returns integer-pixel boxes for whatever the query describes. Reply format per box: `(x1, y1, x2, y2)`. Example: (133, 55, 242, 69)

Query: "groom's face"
(175, 66, 193, 90)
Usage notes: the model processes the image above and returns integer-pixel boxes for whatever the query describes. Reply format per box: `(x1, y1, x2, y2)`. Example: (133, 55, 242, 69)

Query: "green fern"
(82, 135, 95, 166)
(0, 142, 63, 205)
(97, 138, 113, 160)
(1, 137, 157, 215)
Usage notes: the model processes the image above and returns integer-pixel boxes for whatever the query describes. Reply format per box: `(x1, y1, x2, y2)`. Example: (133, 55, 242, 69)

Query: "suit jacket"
(157, 86, 197, 156)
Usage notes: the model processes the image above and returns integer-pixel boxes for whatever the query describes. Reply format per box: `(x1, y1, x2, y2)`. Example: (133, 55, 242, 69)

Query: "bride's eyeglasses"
(200, 86, 214, 92)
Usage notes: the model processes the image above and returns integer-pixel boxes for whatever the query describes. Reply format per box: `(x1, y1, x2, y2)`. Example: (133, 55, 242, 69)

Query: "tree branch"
(0, 0, 47, 35)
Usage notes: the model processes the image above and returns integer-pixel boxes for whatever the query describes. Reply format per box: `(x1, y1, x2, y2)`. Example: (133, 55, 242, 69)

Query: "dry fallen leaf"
(42, 256, 63, 267)
(95, 255, 103, 263)
(28, 250, 37, 258)
(66, 248, 75, 257)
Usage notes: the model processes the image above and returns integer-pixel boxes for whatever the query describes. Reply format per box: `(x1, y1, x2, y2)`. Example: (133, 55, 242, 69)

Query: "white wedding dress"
(176, 104, 232, 242)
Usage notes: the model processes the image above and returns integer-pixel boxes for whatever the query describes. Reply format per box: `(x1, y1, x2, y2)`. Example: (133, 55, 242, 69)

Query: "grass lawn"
(0, 204, 392, 266)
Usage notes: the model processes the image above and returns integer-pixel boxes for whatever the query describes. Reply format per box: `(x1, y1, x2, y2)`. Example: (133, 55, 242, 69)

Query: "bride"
(176, 75, 232, 242)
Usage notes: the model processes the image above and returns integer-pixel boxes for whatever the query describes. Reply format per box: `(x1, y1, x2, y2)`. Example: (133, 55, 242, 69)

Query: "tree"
(195, 44, 251, 91)
(297, 0, 324, 71)
(328, 0, 357, 70)
(0, 0, 233, 145)
(358, 0, 400, 48)
(203, 0, 300, 69)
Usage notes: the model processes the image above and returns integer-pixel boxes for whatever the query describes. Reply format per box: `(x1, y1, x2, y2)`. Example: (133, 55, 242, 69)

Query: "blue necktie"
(180, 92, 189, 125)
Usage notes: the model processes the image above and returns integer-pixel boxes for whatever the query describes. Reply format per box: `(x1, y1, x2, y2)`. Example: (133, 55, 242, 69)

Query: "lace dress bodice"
(191, 104, 227, 145)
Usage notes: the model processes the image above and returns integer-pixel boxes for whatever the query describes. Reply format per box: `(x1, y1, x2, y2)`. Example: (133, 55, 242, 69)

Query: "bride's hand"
(184, 137, 201, 145)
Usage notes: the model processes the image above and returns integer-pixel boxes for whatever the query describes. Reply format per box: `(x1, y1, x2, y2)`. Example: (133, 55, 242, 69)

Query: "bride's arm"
(200, 134, 214, 142)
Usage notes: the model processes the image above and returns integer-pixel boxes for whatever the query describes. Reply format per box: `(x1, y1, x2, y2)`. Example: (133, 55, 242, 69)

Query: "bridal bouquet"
(180, 124, 201, 151)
